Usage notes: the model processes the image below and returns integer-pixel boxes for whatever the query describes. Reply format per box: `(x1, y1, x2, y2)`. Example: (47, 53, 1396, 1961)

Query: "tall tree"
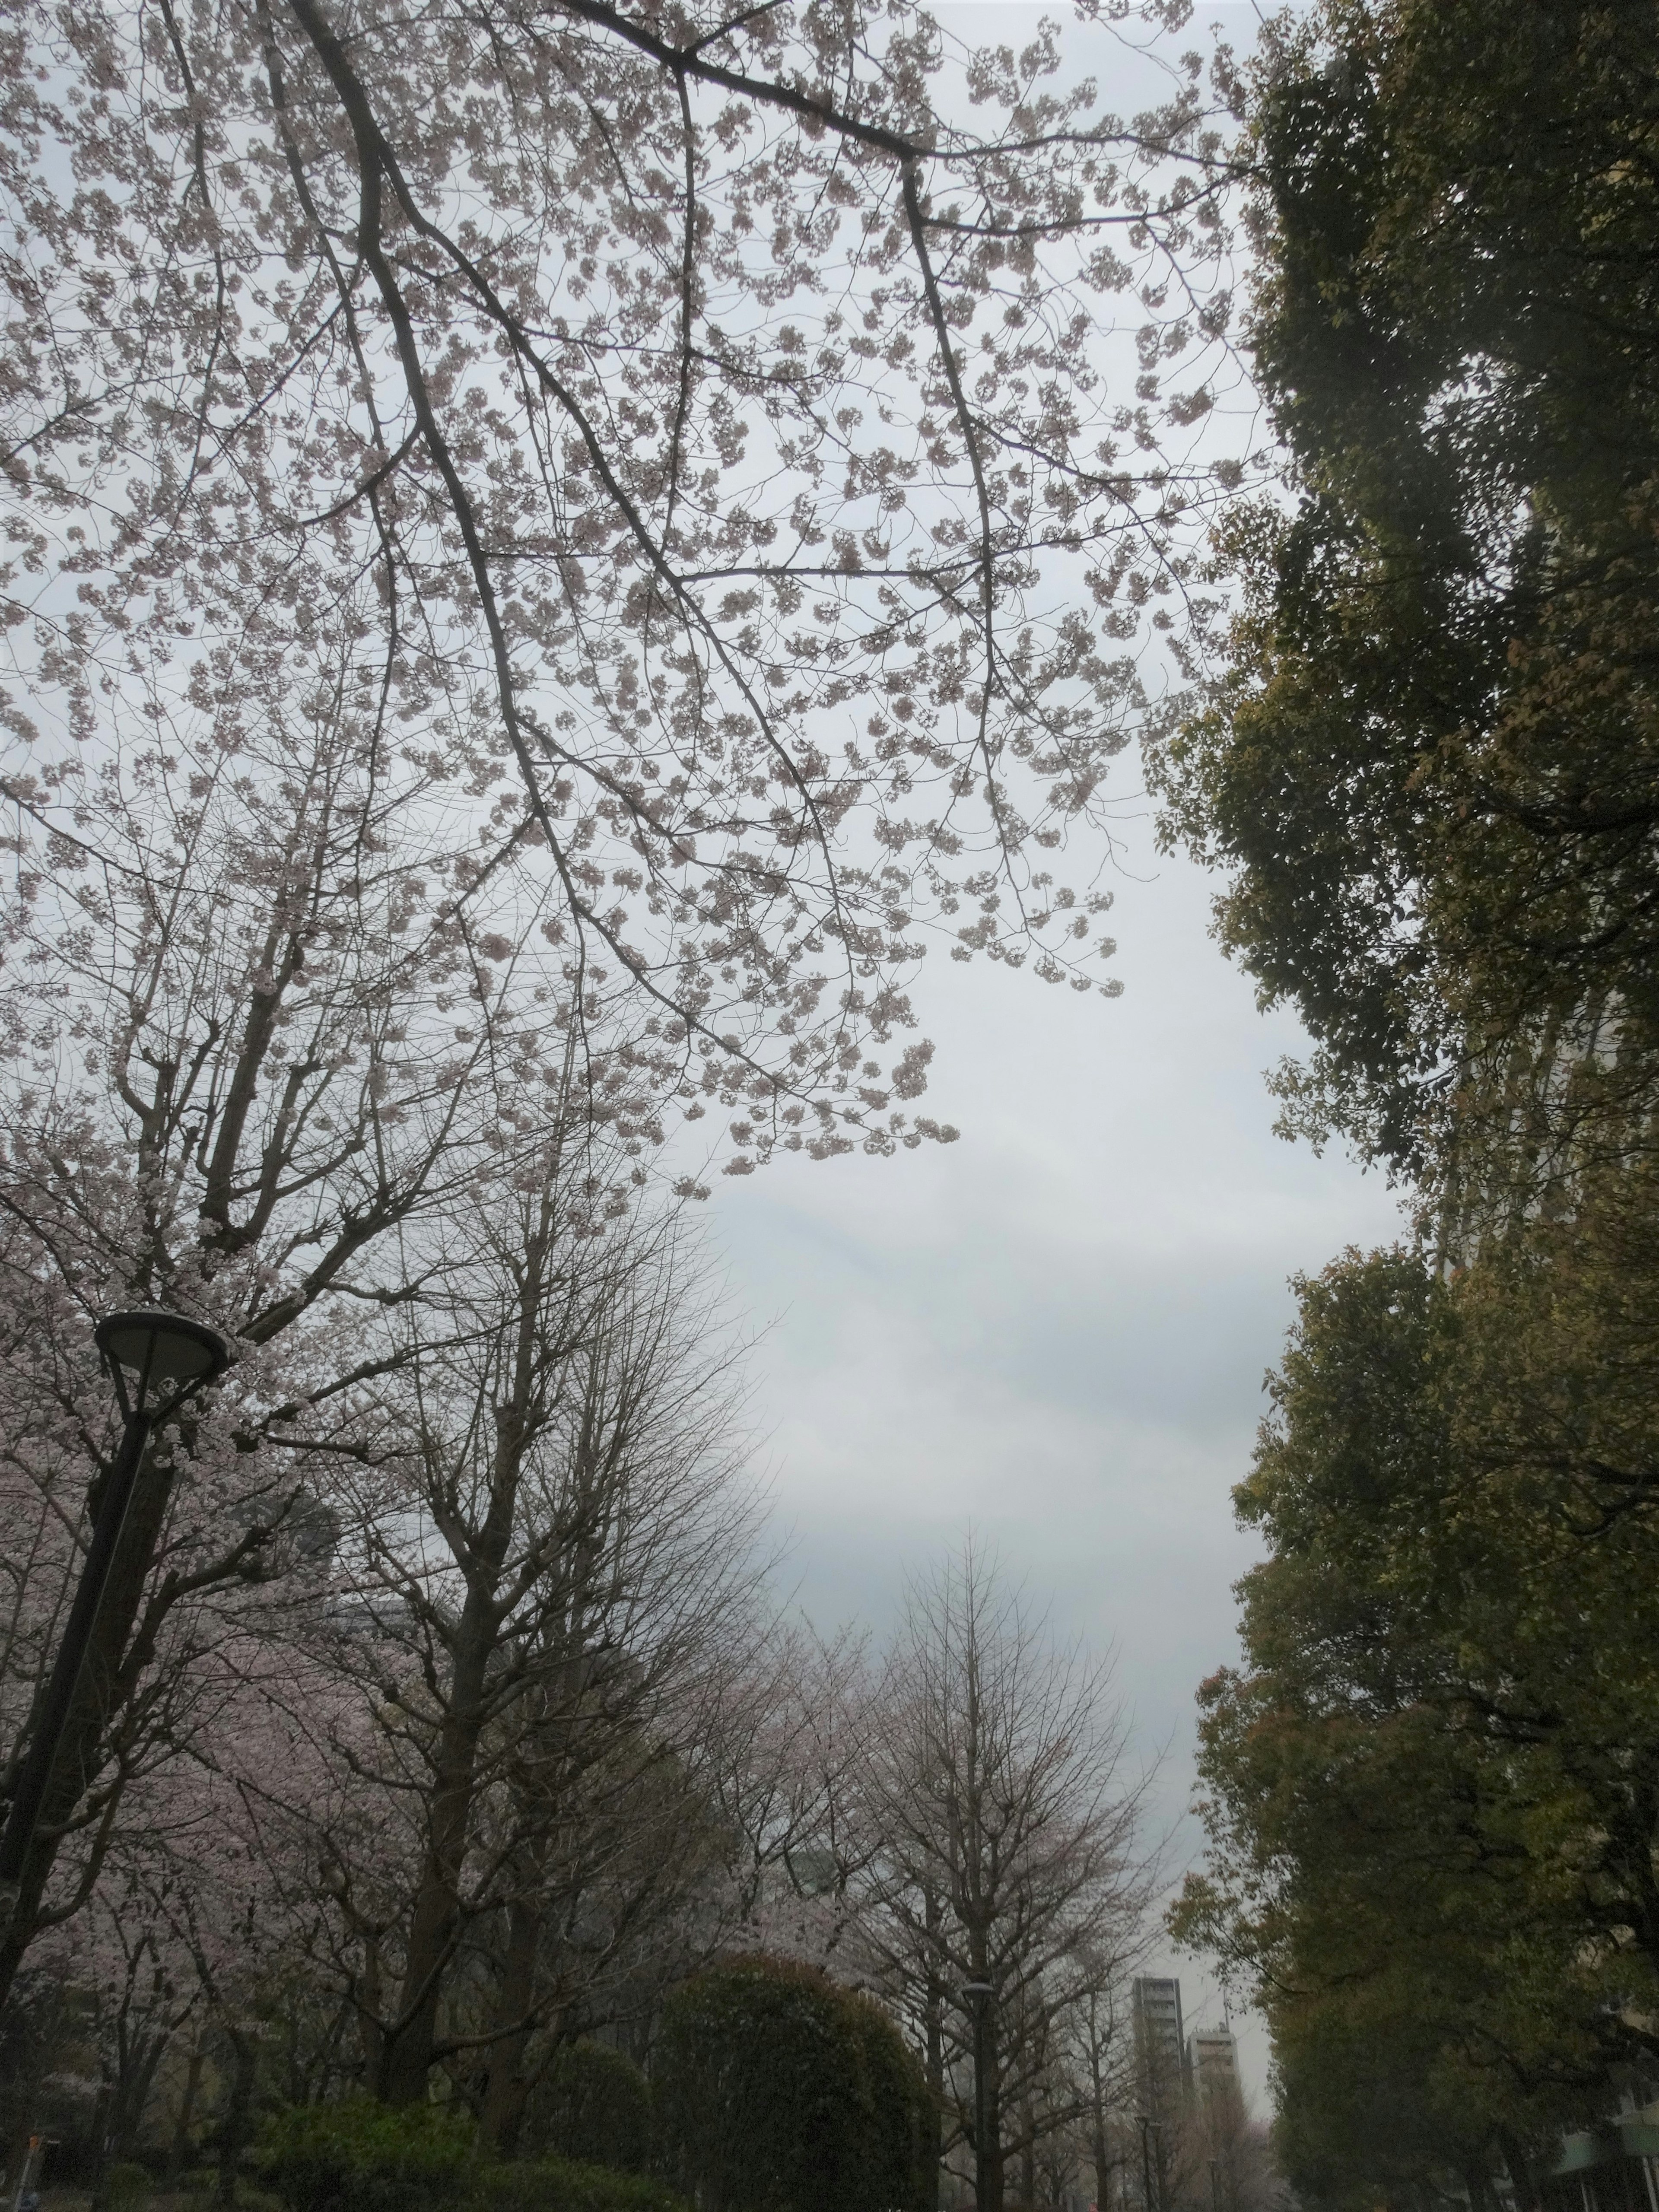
(261, 1173, 764, 2110)
(1150, 0, 1659, 1211)
(1172, 1230, 1659, 2211)
(0, 632, 650, 2004)
(0, 0, 1243, 2007)
(861, 1543, 1157, 2212)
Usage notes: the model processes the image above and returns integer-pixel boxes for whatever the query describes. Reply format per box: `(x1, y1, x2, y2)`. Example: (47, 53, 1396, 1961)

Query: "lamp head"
(95, 1309, 230, 1414)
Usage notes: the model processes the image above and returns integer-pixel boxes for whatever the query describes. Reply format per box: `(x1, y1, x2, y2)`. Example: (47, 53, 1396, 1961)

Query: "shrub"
(97, 2163, 154, 2209)
(256, 2098, 474, 2212)
(845, 1991, 935, 2212)
(469, 2156, 690, 2212)
(653, 1954, 932, 2212)
(524, 2043, 650, 2172)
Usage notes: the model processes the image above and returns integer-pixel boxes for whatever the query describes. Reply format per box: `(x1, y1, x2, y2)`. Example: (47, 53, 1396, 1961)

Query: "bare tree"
(1065, 1947, 1142, 2212)
(258, 1162, 766, 2110)
(859, 1541, 1159, 2212)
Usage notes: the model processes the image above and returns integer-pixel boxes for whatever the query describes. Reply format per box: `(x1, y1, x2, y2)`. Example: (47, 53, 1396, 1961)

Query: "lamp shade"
(95, 1309, 229, 1389)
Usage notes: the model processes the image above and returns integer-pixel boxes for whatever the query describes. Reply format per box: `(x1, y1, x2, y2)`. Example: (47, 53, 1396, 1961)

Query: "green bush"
(97, 2163, 155, 2209)
(524, 2043, 650, 2172)
(845, 1991, 935, 2212)
(469, 2156, 690, 2212)
(256, 2098, 474, 2212)
(652, 1955, 932, 2212)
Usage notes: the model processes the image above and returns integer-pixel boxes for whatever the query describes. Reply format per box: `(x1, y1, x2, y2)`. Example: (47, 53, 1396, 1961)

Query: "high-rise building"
(1188, 2028, 1240, 2102)
(1132, 1975, 1186, 2098)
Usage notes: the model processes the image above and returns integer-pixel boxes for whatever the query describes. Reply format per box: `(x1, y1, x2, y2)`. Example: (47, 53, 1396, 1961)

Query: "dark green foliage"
(1158, 9, 1659, 2200)
(97, 2164, 155, 2208)
(471, 2157, 690, 2212)
(843, 1991, 934, 2212)
(1153, 0, 1659, 1201)
(526, 2043, 650, 2173)
(256, 2102, 690, 2212)
(1172, 1212, 1659, 2207)
(257, 2098, 474, 2212)
(653, 1955, 931, 2212)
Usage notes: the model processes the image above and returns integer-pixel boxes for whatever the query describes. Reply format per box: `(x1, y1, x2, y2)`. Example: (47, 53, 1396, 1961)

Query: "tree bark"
(478, 1891, 543, 2157)
(983, 2018, 1004, 2212)
(375, 1626, 493, 2105)
(214, 2028, 258, 2210)
(168, 2037, 207, 2182)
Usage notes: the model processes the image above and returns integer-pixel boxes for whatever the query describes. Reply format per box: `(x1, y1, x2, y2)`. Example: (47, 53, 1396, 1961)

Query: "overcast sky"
(697, 0, 1394, 2108)
(711, 826, 1402, 2101)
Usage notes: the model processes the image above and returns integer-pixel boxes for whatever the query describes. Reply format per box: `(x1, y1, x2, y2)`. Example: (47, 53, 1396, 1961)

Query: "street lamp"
(1136, 2113, 1163, 2212)
(962, 1980, 995, 2211)
(0, 1311, 229, 1889)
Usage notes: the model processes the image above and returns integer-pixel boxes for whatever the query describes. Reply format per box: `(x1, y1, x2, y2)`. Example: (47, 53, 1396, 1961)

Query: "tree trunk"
(923, 1889, 944, 2212)
(479, 1892, 542, 2158)
(168, 2037, 207, 2182)
(983, 2022, 1004, 2212)
(1092, 2126, 1114, 2212)
(1497, 2133, 1543, 2212)
(215, 2028, 258, 2210)
(922, 1989, 944, 2212)
(376, 1622, 494, 2105)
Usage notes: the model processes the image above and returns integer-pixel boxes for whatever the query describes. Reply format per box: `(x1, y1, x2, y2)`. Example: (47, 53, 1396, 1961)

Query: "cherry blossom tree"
(0, 0, 1243, 2015)
(706, 1618, 878, 1961)
(0, 0, 1245, 2057)
(0, 644, 656, 2002)
(2, 0, 1240, 1178)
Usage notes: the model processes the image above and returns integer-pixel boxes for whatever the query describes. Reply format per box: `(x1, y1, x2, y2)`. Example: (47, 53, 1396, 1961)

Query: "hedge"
(257, 2098, 474, 2212)
(257, 2100, 687, 2212)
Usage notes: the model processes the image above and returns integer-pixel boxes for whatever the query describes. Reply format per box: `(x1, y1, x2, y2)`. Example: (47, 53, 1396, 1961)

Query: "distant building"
(1188, 2028, 1240, 2103)
(1132, 1976, 1187, 2100)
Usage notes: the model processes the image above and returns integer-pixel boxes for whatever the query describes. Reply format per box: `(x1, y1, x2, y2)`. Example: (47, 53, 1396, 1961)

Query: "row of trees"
(1159, 3, 1659, 2209)
(6, 1491, 1167, 2209)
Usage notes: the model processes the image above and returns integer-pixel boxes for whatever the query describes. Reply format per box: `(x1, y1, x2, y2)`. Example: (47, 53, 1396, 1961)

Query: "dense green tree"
(1160, 10, 1659, 2190)
(652, 1955, 931, 2212)
(1173, 1221, 1659, 2207)
(1152, 0, 1659, 1207)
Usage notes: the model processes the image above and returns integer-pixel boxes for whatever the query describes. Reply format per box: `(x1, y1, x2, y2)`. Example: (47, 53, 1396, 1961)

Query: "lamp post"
(0, 1310, 228, 1895)
(1136, 2113, 1162, 2212)
(962, 1979, 995, 2212)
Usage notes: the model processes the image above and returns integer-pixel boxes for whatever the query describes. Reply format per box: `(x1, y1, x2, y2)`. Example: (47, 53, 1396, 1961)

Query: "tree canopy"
(1162, 8, 1659, 2197)
(1152, 0, 1659, 1207)
(1173, 1213, 1659, 2207)
(3, 0, 1237, 1173)
(0, 0, 1243, 2017)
